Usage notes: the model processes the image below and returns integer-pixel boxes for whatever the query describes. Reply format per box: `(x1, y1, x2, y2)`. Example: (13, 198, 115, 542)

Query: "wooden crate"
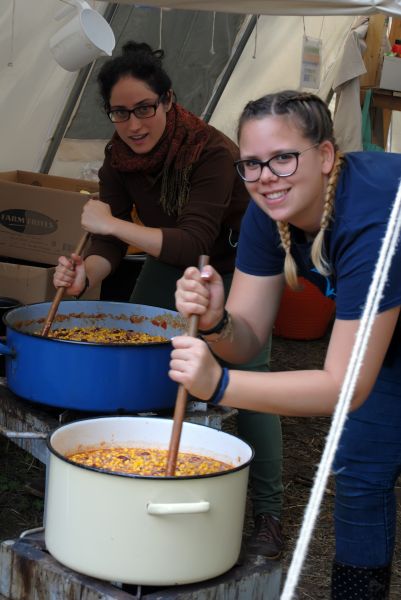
(0, 532, 282, 600)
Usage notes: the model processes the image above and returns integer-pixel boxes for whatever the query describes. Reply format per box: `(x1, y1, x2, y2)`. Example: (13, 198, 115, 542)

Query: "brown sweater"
(87, 125, 250, 274)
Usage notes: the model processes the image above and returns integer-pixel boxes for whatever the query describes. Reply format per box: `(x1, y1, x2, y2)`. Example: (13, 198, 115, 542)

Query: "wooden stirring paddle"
(41, 231, 90, 337)
(165, 254, 210, 476)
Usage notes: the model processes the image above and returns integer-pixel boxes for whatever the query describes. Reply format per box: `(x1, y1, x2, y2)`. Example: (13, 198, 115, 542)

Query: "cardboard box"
(0, 171, 98, 265)
(0, 258, 100, 305)
(379, 55, 401, 92)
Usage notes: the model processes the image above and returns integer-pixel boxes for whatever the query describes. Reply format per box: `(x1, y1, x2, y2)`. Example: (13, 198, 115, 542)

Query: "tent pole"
(201, 15, 257, 122)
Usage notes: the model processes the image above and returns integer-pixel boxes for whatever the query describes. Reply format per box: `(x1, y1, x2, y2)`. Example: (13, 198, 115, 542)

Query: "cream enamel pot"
(44, 416, 254, 585)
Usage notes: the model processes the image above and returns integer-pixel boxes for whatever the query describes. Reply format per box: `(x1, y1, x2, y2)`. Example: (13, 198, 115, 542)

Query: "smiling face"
(238, 114, 335, 232)
(109, 76, 172, 154)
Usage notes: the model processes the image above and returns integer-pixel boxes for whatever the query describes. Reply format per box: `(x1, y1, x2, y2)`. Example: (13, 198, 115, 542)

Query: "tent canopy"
(2, 0, 399, 173)
(98, 0, 401, 17)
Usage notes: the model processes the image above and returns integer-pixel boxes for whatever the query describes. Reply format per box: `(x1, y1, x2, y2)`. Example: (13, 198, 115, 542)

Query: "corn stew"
(67, 447, 232, 476)
(46, 326, 167, 344)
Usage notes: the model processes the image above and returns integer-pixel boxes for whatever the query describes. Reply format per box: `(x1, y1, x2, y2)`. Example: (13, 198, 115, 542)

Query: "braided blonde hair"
(238, 90, 344, 290)
(310, 151, 344, 277)
(277, 151, 344, 288)
(277, 221, 299, 289)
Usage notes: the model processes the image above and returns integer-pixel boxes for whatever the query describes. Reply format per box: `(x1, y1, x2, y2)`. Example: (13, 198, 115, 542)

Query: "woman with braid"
(172, 90, 401, 598)
(54, 41, 284, 560)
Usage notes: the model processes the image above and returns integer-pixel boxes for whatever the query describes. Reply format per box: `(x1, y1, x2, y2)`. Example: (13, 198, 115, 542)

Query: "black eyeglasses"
(107, 98, 161, 123)
(234, 144, 319, 182)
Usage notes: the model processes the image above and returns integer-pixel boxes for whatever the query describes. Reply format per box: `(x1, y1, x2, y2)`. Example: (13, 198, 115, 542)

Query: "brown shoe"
(247, 513, 284, 559)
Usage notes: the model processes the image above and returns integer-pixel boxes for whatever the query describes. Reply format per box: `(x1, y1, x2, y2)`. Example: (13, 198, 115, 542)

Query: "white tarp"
(210, 15, 355, 141)
(101, 0, 401, 17)
(50, 13, 357, 179)
(0, 0, 80, 171)
(0, 1, 109, 172)
(0, 0, 399, 173)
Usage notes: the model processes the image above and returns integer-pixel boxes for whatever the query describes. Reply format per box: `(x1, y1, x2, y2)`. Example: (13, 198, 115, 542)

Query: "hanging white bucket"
(49, 7, 115, 72)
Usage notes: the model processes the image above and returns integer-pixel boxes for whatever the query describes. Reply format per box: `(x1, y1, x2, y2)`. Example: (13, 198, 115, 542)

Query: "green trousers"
(131, 256, 283, 518)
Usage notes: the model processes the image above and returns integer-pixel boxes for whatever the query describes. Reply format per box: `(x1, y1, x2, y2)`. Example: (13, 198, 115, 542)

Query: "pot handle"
(0, 341, 15, 358)
(147, 501, 210, 515)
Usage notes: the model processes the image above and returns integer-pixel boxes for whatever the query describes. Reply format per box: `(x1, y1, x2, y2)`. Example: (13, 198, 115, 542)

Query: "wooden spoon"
(165, 254, 210, 476)
(41, 231, 90, 337)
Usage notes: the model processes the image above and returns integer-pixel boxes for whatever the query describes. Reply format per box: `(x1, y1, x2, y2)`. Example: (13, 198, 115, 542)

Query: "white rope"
(252, 15, 260, 59)
(281, 177, 401, 600)
(210, 11, 216, 55)
(158, 8, 163, 50)
(8, 0, 16, 67)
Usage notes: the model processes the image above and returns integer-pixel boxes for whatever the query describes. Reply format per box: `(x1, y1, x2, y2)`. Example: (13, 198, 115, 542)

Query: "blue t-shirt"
(236, 152, 401, 381)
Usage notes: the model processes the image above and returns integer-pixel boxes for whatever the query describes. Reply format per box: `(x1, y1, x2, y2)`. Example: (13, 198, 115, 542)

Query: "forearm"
(201, 270, 282, 364)
(108, 218, 163, 257)
(203, 311, 267, 365)
(84, 255, 113, 288)
(218, 310, 400, 416)
(220, 369, 340, 416)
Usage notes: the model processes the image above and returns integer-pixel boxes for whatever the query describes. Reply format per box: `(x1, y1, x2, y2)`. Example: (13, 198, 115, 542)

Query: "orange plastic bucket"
(273, 277, 335, 340)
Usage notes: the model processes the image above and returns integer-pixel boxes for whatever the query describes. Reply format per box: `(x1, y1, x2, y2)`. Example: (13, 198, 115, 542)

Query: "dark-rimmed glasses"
(107, 98, 161, 123)
(234, 144, 319, 182)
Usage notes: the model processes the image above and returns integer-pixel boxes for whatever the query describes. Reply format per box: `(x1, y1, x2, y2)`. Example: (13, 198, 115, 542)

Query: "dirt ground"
(1, 332, 401, 598)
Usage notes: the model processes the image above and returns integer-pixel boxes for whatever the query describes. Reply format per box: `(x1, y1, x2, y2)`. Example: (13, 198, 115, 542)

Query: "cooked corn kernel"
(67, 447, 232, 476)
(46, 326, 167, 344)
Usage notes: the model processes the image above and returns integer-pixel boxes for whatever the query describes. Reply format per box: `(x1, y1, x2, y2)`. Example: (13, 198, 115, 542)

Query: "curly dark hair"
(97, 41, 172, 110)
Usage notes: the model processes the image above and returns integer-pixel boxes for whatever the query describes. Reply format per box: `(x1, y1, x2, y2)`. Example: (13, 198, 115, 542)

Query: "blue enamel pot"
(0, 301, 186, 412)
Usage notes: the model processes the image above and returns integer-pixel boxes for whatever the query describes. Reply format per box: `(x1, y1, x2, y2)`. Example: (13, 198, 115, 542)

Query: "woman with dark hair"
(172, 90, 401, 598)
(53, 41, 284, 559)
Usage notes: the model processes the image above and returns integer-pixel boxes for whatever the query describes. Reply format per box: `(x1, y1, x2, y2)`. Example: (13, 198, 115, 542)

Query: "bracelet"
(199, 310, 233, 344)
(198, 309, 228, 336)
(208, 367, 230, 405)
(75, 276, 90, 300)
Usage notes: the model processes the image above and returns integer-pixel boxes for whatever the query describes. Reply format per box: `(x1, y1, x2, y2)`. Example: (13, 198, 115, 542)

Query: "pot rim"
(46, 415, 254, 481)
(3, 300, 183, 347)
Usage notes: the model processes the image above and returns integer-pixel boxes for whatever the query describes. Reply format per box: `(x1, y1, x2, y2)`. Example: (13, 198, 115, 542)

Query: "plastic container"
(273, 277, 335, 340)
(49, 6, 115, 72)
(391, 39, 401, 57)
